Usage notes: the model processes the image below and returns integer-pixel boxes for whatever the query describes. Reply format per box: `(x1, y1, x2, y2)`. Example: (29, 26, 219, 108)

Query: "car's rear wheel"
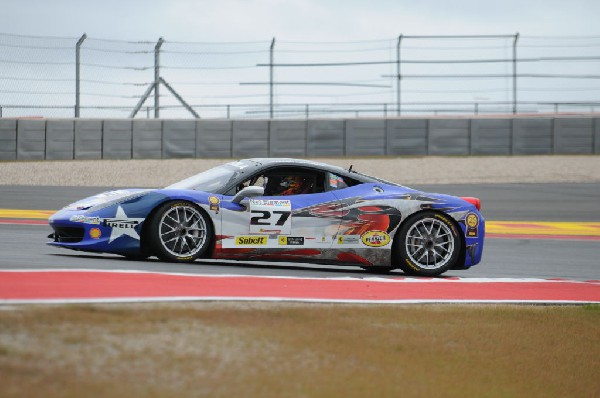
(394, 211, 461, 277)
(148, 201, 212, 262)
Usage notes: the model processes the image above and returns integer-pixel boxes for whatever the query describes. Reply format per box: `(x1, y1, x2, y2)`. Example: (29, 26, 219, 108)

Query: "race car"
(48, 158, 485, 276)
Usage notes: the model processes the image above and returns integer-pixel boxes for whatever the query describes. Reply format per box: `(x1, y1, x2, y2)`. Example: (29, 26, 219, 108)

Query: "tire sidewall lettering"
(434, 214, 458, 237)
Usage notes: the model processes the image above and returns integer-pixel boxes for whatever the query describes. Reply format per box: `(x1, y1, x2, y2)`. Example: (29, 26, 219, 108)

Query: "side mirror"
(231, 186, 264, 205)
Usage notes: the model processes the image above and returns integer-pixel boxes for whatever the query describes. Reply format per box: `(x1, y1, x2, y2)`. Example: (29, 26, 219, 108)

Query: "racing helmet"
(278, 176, 309, 195)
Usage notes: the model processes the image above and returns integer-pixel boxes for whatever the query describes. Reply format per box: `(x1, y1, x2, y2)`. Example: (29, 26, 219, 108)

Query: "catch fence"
(1, 32, 600, 119)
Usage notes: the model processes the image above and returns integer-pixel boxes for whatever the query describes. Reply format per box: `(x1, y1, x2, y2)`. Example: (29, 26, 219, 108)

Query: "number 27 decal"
(250, 210, 291, 226)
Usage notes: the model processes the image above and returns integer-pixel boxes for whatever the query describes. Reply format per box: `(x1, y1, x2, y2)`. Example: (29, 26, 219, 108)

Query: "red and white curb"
(1, 269, 599, 304)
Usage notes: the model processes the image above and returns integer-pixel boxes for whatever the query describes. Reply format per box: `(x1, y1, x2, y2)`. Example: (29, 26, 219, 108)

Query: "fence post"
(154, 37, 164, 118)
(269, 37, 276, 119)
(396, 35, 403, 116)
(75, 33, 87, 118)
(512, 33, 519, 114)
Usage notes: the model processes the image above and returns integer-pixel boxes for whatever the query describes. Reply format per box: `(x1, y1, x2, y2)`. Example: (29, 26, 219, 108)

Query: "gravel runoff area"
(0, 155, 598, 187)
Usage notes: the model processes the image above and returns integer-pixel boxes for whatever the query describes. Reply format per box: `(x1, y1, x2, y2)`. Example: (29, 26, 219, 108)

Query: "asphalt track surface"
(0, 183, 598, 282)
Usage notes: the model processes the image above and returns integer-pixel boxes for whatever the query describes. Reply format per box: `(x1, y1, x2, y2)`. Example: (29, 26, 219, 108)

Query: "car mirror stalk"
(231, 186, 265, 205)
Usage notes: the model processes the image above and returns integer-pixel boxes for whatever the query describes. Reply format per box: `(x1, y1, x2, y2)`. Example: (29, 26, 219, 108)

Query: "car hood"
(61, 189, 150, 211)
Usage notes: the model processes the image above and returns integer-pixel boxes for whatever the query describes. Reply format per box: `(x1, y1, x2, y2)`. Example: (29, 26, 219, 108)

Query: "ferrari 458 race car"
(48, 158, 485, 276)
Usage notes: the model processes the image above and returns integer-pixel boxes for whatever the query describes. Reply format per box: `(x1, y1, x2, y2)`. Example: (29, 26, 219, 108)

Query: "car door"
(219, 168, 342, 251)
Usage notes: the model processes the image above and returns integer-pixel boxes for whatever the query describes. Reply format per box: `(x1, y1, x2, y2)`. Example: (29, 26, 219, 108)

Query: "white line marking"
(0, 268, 597, 284)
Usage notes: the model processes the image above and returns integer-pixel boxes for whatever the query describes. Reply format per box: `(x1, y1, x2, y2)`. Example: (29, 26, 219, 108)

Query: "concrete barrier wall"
(307, 120, 345, 156)
(0, 120, 17, 161)
(133, 120, 162, 159)
(196, 120, 232, 158)
(74, 120, 102, 160)
(0, 117, 598, 160)
(471, 119, 512, 155)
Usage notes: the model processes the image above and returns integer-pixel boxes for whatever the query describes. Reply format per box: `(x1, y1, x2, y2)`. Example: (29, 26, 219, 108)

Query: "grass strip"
(1, 302, 598, 398)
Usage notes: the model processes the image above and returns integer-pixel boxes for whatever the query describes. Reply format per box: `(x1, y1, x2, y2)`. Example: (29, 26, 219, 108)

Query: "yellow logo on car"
(89, 228, 102, 239)
(361, 231, 390, 247)
(235, 236, 268, 245)
(466, 213, 479, 228)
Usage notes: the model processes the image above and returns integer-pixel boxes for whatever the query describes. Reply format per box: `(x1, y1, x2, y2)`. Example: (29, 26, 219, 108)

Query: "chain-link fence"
(1, 32, 600, 119)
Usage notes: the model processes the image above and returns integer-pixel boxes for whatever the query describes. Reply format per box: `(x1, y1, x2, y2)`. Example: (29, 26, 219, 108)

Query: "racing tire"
(148, 201, 213, 263)
(393, 211, 461, 277)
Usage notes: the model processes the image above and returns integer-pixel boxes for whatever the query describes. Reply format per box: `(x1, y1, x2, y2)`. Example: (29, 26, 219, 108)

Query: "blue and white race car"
(48, 158, 485, 276)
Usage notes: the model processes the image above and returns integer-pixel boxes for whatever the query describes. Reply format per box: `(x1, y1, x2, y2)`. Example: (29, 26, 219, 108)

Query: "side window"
(265, 174, 317, 196)
(225, 174, 267, 196)
(225, 167, 329, 196)
(326, 172, 360, 191)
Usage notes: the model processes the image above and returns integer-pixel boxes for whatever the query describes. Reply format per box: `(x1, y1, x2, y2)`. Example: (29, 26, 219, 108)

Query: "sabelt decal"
(89, 228, 101, 239)
(279, 236, 304, 246)
(361, 230, 391, 247)
(337, 235, 360, 244)
(235, 235, 268, 245)
(466, 213, 479, 237)
(208, 196, 220, 213)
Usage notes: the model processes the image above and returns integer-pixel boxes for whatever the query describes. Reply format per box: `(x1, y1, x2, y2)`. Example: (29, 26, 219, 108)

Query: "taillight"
(460, 197, 481, 211)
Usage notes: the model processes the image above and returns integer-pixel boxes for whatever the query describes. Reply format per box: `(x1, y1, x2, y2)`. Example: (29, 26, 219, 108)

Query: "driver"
(275, 176, 312, 196)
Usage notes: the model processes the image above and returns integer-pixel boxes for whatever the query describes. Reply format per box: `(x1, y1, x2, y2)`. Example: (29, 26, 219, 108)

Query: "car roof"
(239, 158, 389, 185)
(245, 158, 350, 174)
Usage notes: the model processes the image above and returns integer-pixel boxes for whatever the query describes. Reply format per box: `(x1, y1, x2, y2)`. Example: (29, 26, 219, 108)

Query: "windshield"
(166, 163, 246, 193)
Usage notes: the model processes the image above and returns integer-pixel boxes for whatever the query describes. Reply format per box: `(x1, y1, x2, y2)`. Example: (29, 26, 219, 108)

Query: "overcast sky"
(2, 0, 600, 41)
(2, 0, 599, 118)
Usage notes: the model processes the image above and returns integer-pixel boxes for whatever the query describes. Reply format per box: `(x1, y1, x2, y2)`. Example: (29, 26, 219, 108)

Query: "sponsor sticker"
(337, 235, 360, 244)
(89, 228, 102, 239)
(259, 228, 282, 234)
(209, 196, 220, 213)
(278, 236, 304, 246)
(249, 199, 292, 235)
(466, 213, 479, 227)
(103, 219, 140, 229)
(466, 213, 479, 237)
(235, 235, 268, 245)
(69, 215, 101, 225)
(321, 235, 333, 243)
(249, 199, 291, 207)
(104, 206, 144, 243)
(361, 230, 391, 247)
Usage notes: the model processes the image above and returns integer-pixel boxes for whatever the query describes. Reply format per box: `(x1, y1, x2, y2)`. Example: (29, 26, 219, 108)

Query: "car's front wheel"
(394, 211, 461, 277)
(148, 201, 213, 262)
